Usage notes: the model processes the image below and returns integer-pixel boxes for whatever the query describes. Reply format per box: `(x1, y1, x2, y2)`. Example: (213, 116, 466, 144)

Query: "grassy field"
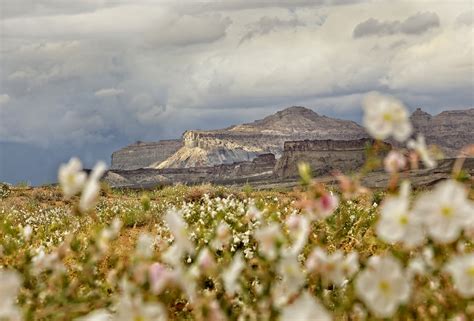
(1, 179, 473, 321)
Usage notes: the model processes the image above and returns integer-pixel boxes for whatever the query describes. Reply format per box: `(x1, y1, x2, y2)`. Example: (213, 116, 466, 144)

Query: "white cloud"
(0, 94, 11, 106)
(95, 88, 124, 98)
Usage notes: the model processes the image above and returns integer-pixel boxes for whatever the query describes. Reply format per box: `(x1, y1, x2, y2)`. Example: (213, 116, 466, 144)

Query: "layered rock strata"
(104, 153, 276, 188)
(275, 138, 377, 178)
(410, 108, 474, 157)
(111, 140, 182, 170)
(155, 107, 368, 169)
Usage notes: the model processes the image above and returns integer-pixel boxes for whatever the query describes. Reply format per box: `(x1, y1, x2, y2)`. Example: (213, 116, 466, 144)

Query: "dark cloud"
(456, 10, 473, 26)
(353, 12, 440, 38)
(240, 16, 306, 44)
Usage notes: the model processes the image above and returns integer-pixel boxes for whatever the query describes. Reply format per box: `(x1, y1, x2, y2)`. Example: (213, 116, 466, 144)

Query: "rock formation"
(111, 140, 182, 170)
(104, 153, 276, 188)
(410, 108, 473, 156)
(275, 138, 377, 178)
(155, 106, 368, 169)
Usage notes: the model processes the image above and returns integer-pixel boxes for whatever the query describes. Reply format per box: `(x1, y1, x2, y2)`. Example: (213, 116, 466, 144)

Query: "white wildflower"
(165, 209, 194, 254)
(285, 214, 310, 255)
(22, 224, 33, 241)
(0, 269, 22, 321)
(58, 157, 87, 198)
(254, 223, 283, 260)
(222, 253, 245, 295)
(384, 150, 407, 173)
(412, 180, 472, 243)
(444, 253, 474, 298)
(277, 254, 306, 296)
(135, 233, 155, 259)
(376, 182, 425, 248)
(355, 255, 411, 318)
(75, 310, 111, 321)
(196, 247, 216, 273)
(306, 248, 359, 286)
(79, 161, 106, 213)
(362, 91, 412, 142)
(407, 135, 436, 169)
(280, 291, 332, 321)
(148, 263, 175, 295)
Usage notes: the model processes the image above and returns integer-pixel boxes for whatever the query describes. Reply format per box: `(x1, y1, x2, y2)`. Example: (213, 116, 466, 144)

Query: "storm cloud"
(0, 0, 472, 185)
(353, 12, 440, 38)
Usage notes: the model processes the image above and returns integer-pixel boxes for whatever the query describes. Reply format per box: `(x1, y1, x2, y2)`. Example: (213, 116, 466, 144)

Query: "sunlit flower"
(277, 254, 306, 295)
(75, 310, 111, 321)
(254, 223, 283, 260)
(196, 247, 216, 273)
(135, 233, 155, 259)
(306, 248, 359, 286)
(0, 269, 22, 321)
(79, 161, 107, 213)
(280, 291, 332, 321)
(165, 209, 194, 254)
(412, 179, 472, 243)
(376, 182, 425, 248)
(31, 248, 64, 275)
(300, 192, 339, 220)
(212, 222, 232, 250)
(22, 224, 33, 241)
(362, 91, 412, 142)
(222, 253, 244, 295)
(355, 255, 411, 318)
(58, 157, 87, 198)
(246, 202, 262, 221)
(148, 263, 174, 295)
(384, 150, 407, 173)
(444, 253, 474, 298)
(407, 135, 436, 169)
(285, 214, 310, 255)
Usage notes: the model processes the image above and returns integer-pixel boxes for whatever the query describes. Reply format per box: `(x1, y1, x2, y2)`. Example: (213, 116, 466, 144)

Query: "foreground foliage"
(1, 92, 473, 321)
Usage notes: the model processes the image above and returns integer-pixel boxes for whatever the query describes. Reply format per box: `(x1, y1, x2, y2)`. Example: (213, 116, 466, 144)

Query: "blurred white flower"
(285, 214, 310, 255)
(31, 248, 65, 275)
(165, 209, 194, 254)
(407, 257, 427, 279)
(246, 202, 262, 221)
(148, 262, 175, 295)
(376, 182, 425, 248)
(212, 222, 232, 250)
(75, 310, 111, 321)
(115, 291, 167, 321)
(135, 233, 155, 259)
(277, 254, 306, 295)
(222, 253, 244, 295)
(280, 291, 332, 321)
(444, 253, 474, 298)
(306, 248, 359, 286)
(0, 269, 22, 321)
(22, 224, 33, 241)
(302, 192, 339, 220)
(196, 247, 216, 273)
(412, 180, 472, 243)
(355, 255, 411, 318)
(79, 161, 106, 213)
(254, 223, 283, 260)
(407, 135, 437, 169)
(58, 157, 87, 198)
(362, 91, 412, 142)
(384, 150, 407, 173)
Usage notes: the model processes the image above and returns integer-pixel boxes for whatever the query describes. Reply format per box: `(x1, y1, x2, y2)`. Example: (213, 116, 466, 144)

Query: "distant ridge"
(154, 106, 368, 169)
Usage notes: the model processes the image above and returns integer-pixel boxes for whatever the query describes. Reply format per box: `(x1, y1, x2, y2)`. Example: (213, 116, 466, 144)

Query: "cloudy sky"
(0, 0, 473, 185)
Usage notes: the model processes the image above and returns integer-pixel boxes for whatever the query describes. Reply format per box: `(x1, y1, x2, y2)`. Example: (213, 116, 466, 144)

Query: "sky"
(0, 0, 473, 185)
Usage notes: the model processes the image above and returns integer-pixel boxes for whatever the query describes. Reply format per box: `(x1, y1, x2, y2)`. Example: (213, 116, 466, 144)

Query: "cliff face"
(156, 106, 368, 169)
(275, 138, 376, 178)
(104, 153, 276, 188)
(410, 108, 474, 156)
(111, 140, 183, 170)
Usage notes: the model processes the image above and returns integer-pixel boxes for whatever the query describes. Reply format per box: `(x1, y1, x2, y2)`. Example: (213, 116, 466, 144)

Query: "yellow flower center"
(379, 280, 391, 293)
(135, 317, 145, 321)
(468, 266, 474, 277)
(399, 214, 409, 225)
(67, 173, 75, 185)
(383, 113, 393, 121)
(441, 206, 453, 217)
